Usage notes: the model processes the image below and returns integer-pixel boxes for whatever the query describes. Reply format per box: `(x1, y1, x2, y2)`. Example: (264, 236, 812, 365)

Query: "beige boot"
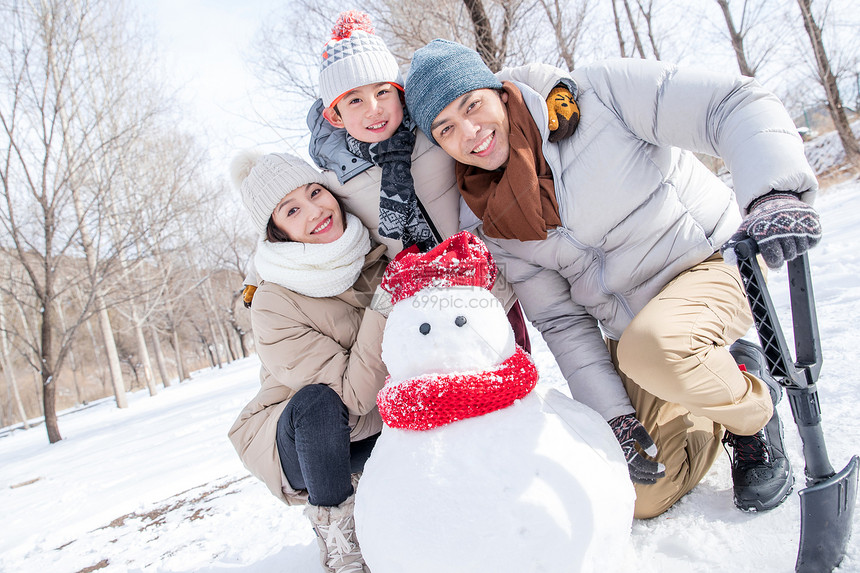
(303, 491, 370, 573)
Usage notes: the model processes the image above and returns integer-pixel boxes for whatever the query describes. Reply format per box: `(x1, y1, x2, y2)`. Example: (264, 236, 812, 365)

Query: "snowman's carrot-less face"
(381, 286, 515, 383)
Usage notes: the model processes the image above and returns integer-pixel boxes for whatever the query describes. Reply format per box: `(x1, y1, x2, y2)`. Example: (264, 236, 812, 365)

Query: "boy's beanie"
(319, 11, 403, 109)
(405, 39, 503, 145)
(230, 151, 327, 239)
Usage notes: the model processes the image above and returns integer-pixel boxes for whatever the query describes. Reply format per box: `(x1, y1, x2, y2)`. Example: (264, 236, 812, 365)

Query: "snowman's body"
(355, 286, 635, 573)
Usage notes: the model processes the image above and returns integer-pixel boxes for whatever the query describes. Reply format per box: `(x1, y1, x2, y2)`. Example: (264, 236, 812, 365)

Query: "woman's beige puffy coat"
(228, 245, 388, 505)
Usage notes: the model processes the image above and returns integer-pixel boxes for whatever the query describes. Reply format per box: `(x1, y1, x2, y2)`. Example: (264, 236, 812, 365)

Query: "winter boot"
(722, 338, 794, 512)
(304, 492, 370, 573)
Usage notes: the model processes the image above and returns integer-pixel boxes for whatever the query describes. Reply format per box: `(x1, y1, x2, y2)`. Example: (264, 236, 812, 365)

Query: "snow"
(2, 178, 860, 572)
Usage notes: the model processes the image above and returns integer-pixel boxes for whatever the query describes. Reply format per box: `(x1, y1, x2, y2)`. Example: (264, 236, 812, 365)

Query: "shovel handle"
(733, 239, 836, 483)
(732, 239, 821, 389)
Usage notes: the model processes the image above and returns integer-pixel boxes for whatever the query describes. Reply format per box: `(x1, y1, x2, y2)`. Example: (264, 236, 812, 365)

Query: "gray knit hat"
(319, 11, 403, 108)
(405, 39, 503, 145)
(230, 151, 327, 238)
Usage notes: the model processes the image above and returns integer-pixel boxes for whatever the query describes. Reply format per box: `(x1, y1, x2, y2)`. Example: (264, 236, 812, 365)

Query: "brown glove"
(242, 285, 257, 309)
(546, 85, 580, 143)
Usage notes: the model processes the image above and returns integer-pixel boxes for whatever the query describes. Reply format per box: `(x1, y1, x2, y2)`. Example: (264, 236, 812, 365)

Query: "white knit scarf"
(254, 213, 371, 298)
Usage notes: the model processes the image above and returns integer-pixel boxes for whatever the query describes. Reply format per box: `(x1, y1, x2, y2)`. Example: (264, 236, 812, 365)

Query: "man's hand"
(722, 191, 821, 269)
(609, 413, 666, 485)
(546, 85, 580, 143)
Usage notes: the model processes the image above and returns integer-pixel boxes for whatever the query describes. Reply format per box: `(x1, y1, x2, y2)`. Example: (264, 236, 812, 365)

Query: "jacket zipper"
(556, 227, 636, 321)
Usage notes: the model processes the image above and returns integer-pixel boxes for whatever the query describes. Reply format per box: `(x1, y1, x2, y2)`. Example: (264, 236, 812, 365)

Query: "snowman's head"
(382, 285, 516, 383)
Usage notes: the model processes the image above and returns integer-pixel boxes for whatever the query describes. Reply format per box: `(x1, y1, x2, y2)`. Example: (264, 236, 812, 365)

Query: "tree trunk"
(208, 320, 223, 368)
(41, 299, 61, 443)
(796, 0, 860, 166)
(0, 307, 30, 429)
(134, 319, 157, 396)
(636, 0, 661, 60)
(622, 0, 647, 58)
(462, 0, 503, 72)
(97, 301, 128, 407)
(611, 0, 628, 57)
(55, 299, 83, 405)
(172, 329, 187, 382)
(150, 325, 171, 388)
(716, 0, 755, 76)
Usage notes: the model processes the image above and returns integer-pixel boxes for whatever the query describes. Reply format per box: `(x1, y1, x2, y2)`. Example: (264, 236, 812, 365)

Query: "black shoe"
(723, 339, 794, 512)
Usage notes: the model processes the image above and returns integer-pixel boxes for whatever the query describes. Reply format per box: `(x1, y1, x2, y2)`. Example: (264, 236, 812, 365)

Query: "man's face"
(430, 89, 510, 171)
(323, 83, 404, 144)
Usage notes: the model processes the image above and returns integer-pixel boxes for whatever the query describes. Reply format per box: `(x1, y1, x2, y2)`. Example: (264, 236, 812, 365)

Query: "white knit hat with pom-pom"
(230, 151, 327, 239)
(320, 10, 403, 108)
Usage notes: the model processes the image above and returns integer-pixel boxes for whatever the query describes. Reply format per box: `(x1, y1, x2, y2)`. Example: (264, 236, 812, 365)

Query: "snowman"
(354, 232, 635, 573)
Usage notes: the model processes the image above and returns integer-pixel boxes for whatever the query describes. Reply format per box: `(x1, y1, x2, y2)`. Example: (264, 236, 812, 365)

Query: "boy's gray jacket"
(306, 65, 566, 310)
(472, 58, 818, 421)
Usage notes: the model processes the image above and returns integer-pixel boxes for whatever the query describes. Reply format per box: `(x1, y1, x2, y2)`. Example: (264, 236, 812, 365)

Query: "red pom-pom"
(331, 10, 374, 41)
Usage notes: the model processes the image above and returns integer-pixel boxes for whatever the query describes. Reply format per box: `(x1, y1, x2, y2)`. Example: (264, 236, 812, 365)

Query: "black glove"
(722, 191, 821, 269)
(609, 413, 666, 485)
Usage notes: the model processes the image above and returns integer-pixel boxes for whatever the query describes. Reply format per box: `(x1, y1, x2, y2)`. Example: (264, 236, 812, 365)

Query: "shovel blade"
(796, 455, 860, 573)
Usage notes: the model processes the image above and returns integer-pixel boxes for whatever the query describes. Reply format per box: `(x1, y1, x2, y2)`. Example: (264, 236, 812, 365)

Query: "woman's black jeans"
(276, 384, 379, 507)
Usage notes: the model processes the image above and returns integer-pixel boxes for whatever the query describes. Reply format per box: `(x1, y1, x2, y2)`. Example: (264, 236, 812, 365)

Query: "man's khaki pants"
(608, 254, 773, 519)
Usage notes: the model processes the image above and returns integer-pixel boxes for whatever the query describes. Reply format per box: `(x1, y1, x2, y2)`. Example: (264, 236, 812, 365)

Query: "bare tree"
(610, 0, 628, 56)
(462, 0, 511, 71)
(715, 0, 755, 75)
(0, 0, 173, 442)
(0, 300, 29, 429)
(634, 0, 661, 59)
(538, 0, 593, 71)
(796, 0, 860, 167)
(621, 0, 647, 58)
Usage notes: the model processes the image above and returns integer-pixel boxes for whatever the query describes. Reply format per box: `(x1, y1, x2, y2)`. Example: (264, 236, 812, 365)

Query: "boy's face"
(430, 89, 510, 171)
(323, 82, 404, 143)
(270, 183, 345, 244)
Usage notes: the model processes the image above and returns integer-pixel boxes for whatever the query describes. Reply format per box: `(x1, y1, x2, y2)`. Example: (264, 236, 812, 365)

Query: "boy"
(304, 11, 578, 351)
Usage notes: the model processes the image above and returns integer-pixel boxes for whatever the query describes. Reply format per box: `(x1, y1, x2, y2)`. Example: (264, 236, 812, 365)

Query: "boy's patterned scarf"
(347, 110, 437, 252)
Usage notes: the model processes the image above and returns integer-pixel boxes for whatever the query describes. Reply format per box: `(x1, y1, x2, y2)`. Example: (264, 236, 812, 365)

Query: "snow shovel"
(733, 238, 859, 573)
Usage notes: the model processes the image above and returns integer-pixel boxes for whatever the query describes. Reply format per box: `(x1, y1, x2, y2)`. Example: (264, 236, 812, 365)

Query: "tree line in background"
(0, 0, 255, 443)
(1, 0, 858, 444)
(255, 0, 859, 166)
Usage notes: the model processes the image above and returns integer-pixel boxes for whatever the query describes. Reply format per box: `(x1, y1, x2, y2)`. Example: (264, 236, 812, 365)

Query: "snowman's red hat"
(381, 231, 498, 304)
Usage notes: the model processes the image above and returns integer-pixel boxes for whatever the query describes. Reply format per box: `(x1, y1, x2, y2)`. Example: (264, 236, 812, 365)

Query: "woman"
(228, 151, 390, 573)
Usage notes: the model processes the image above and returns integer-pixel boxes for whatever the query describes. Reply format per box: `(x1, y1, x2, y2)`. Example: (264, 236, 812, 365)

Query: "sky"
(1, 128, 859, 572)
(141, 0, 299, 175)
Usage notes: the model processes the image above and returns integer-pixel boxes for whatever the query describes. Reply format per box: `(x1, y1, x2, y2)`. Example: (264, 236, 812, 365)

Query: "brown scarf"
(456, 82, 561, 241)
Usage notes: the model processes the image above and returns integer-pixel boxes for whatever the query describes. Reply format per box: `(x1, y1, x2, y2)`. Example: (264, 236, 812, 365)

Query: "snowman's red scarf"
(377, 347, 538, 431)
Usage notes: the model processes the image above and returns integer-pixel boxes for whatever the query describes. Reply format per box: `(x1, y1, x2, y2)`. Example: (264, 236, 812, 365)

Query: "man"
(404, 39, 821, 518)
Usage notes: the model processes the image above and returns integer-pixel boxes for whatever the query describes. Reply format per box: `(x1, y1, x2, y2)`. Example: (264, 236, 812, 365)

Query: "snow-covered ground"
(2, 177, 859, 573)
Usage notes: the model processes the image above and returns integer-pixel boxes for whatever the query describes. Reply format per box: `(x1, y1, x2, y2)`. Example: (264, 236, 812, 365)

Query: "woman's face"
(270, 183, 345, 244)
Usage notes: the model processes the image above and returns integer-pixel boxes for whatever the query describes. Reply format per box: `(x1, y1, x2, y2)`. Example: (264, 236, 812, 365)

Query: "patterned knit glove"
(722, 192, 821, 269)
(546, 85, 580, 143)
(609, 413, 666, 485)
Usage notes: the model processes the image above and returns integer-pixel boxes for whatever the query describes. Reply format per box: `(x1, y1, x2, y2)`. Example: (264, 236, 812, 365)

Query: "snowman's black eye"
(419, 322, 431, 335)
(455, 315, 467, 327)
